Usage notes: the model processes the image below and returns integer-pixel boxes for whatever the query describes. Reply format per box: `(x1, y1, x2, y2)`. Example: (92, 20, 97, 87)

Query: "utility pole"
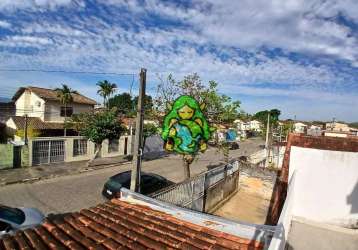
(130, 68, 146, 192)
(24, 114, 28, 145)
(265, 112, 270, 168)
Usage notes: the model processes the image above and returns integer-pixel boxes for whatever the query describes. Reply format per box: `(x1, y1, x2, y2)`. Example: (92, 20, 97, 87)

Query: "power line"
(0, 68, 136, 76)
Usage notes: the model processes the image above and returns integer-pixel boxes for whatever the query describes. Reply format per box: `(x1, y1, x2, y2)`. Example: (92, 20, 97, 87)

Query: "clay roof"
(0, 199, 264, 250)
(10, 116, 64, 130)
(13, 86, 97, 105)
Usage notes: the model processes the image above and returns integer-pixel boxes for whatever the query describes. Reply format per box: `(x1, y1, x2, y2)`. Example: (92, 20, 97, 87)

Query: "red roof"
(0, 199, 264, 249)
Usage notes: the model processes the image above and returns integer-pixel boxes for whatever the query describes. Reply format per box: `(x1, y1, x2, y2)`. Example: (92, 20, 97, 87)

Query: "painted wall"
(14, 91, 93, 122)
(15, 90, 45, 120)
(289, 146, 358, 224)
(44, 101, 93, 122)
(324, 132, 348, 138)
(0, 144, 13, 169)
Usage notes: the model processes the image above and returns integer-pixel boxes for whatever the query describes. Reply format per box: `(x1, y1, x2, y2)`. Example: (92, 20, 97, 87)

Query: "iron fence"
(108, 138, 119, 153)
(73, 139, 88, 156)
(32, 140, 65, 165)
(150, 160, 239, 212)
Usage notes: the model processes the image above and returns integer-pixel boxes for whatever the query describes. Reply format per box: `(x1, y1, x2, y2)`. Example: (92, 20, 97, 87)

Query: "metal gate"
(32, 140, 65, 165)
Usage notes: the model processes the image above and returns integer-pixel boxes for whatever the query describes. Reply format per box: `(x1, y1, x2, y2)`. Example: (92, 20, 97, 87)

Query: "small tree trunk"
(223, 143, 230, 164)
(183, 155, 194, 179)
(88, 143, 102, 166)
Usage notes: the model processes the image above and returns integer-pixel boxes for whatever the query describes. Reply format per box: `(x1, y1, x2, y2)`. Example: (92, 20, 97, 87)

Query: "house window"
(108, 139, 119, 153)
(73, 139, 87, 156)
(60, 107, 73, 117)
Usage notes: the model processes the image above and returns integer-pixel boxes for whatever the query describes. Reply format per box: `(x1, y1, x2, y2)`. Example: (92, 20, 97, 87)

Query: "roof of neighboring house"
(0, 192, 267, 250)
(9, 116, 64, 130)
(12, 86, 97, 105)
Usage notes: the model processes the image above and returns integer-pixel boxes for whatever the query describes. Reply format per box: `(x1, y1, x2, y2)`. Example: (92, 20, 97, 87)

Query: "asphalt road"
(0, 138, 264, 215)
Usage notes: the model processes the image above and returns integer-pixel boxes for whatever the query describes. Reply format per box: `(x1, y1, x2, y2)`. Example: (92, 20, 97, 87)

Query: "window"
(60, 107, 73, 117)
(108, 139, 119, 153)
(0, 206, 25, 225)
(73, 139, 87, 156)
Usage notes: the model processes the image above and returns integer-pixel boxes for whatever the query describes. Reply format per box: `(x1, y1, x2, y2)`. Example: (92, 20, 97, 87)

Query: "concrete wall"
(28, 135, 133, 166)
(0, 144, 13, 169)
(324, 131, 348, 138)
(44, 101, 93, 122)
(289, 146, 358, 223)
(15, 90, 45, 120)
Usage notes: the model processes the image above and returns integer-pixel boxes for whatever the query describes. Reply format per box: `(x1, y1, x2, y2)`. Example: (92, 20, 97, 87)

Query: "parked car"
(0, 205, 45, 236)
(102, 171, 174, 199)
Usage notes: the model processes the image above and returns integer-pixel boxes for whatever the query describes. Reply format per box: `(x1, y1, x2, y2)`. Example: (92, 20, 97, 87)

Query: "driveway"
(0, 138, 264, 214)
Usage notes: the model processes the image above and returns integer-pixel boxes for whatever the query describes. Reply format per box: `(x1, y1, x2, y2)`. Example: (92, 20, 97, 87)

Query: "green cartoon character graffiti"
(161, 95, 215, 155)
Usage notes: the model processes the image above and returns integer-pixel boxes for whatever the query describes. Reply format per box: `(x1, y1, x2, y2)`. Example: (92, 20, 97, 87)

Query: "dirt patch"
(214, 171, 275, 224)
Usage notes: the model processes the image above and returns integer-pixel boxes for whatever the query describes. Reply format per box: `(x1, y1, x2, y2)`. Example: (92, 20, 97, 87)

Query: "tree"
(253, 109, 281, 128)
(75, 109, 126, 164)
(108, 92, 133, 114)
(154, 73, 241, 125)
(97, 80, 117, 108)
(133, 94, 154, 117)
(55, 84, 78, 136)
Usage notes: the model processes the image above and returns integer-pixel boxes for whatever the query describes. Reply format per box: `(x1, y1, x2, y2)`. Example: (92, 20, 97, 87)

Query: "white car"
(0, 205, 45, 237)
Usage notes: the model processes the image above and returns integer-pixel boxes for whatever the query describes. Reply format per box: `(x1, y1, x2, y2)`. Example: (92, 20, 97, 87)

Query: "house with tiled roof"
(0, 188, 275, 249)
(6, 86, 97, 138)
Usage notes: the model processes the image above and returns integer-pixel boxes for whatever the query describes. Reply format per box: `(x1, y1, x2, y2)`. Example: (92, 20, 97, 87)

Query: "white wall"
(44, 101, 93, 122)
(289, 146, 358, 223)
(15, 91, 45, 120)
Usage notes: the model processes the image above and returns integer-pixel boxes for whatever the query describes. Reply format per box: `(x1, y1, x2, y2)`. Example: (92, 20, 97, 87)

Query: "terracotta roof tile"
(13, 87, 97, 105)
(0, 199, 264, 250)
(10, 116, 64, 130)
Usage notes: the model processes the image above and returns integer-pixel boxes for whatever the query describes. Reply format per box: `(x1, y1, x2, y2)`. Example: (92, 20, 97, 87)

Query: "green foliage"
(107, 93, 154, 118)
(55, 84, 78, 106)
(282, 121, 294, 137)
(143, 123, 158, 139)
(133, 95, 154, 117)
(253, 109, 281, 127)
(76, 109, 126, 145)
(349, 122, 358, 129)
(155, 73, 241, 124)
(97, 80, 117, 107)
(108, 92, 133, 113)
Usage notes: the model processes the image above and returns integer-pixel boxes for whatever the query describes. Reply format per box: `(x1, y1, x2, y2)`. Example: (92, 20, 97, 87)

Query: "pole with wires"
(24, 114, 28, 145)
(130, 68, 146, 193)
(265, 112, 270, 168)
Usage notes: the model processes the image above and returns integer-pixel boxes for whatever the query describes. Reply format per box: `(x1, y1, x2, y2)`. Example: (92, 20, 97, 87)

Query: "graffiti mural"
(161, 95, 215, 155)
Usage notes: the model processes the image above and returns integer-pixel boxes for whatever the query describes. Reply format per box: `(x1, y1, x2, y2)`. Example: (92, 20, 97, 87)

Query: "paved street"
(0, 138, 264, 215)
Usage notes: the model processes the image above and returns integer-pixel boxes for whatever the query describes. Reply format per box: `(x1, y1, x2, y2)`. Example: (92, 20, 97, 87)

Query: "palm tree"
(55, 84, 78, 136)
(97, 80, 117, 108)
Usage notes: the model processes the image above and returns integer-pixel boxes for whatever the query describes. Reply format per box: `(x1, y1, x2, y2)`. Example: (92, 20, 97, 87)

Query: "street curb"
(0, 160, 132, 187)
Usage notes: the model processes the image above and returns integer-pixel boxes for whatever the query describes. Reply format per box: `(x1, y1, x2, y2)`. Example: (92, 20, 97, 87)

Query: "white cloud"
(107, 0, 358, 66)
(0, 0, 80, 11)
(0, 0, 357, 121)
(0, 20, 11, 29)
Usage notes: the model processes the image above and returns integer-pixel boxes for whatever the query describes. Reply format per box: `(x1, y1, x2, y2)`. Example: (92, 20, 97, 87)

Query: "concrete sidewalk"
(0, 155, 130, 186)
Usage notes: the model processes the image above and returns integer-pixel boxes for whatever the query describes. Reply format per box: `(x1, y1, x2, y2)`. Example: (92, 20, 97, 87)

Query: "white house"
(306, 125, 322, 136)
(293, 122, 307, 134)
(325, 122, 350, 132)
(6, 86, 97, 137)
(249, 120, 262, 132)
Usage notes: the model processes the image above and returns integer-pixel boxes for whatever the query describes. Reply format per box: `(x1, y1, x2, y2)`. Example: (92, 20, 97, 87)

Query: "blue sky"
(0, 0, 357, 122)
